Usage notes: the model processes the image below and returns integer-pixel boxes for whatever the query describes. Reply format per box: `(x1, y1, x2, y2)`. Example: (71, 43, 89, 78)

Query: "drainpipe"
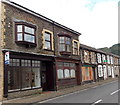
(52, 21, 57, 91)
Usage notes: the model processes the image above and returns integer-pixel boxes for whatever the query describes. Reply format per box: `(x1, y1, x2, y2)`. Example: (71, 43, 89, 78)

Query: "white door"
(111, 66, 115, 78)
(103, 65, 107, 80)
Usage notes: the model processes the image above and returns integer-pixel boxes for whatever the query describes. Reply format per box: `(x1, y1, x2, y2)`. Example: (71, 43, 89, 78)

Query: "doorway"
(41, 61, 55, 91)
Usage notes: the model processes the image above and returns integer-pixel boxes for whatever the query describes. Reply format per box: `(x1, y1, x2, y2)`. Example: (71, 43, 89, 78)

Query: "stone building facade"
(0, 0, 81, 99)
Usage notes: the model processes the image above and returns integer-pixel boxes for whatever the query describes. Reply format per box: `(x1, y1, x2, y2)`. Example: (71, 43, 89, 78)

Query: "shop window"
(64, 69, 70, 78)
(42, 29, 54, 50)
(70, 69, 75, 78)
(57, 62, 63, 67)
(57, 69, 64, 79)
(57, 62, 76, 79)
(10, 59, 20, 66)
(59, 36, 71, 52)
(32, 60, 41, 67)
(21, 59, 31, 67)
(32, 68, 41, 88)
(8, 59, 41, 91)
(21, 67, 31, 89)
(15, 22, 36, 47)
(64, 62, 70, 67)
(8, 67, 21, 91)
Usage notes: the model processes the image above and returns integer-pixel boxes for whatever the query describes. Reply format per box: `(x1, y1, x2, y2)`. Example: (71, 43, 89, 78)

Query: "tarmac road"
(36, 80, 119, 104)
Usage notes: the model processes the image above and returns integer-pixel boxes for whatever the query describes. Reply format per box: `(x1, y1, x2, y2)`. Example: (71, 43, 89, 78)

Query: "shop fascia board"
(2, 49, 55, 57)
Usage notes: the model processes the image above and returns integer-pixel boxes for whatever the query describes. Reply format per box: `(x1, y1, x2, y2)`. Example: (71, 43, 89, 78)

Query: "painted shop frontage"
(3, 50, 55, 97)
(55, 57, 81, 89)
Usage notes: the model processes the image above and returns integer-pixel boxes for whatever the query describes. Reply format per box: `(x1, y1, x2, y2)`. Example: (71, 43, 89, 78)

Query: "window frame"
(59, 36, 71, 52)
(15, 22, 37, 47)
(57, 62, 76, 80)
(73, 40, 79, 55)
(42, 29, 54, 51)
(8, 58, 41, 92)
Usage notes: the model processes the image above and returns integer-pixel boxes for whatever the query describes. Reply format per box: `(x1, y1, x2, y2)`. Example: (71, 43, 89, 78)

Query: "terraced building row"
(0, 0, 119, 100)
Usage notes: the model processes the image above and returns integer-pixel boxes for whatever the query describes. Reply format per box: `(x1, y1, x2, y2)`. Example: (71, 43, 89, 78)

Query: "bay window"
(59, 37, 71, 52)
(15, 22, 36, 46)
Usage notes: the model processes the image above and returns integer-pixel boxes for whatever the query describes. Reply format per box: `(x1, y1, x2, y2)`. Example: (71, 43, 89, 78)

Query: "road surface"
(35, 80, 119, 104)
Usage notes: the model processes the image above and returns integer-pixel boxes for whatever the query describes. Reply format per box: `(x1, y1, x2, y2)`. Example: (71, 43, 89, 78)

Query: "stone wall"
(8, 88, 42, 99)
(3, 2, 80, 60)
(0, 2, 6, 101)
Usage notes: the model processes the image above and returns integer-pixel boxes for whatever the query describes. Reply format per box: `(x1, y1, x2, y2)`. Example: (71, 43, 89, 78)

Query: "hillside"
(98, 43, 120, 56)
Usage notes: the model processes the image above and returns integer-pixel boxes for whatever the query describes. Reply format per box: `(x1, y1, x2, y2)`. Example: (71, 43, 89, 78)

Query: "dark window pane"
(8, 67, 20, 91)
(74, 42, 77, 48)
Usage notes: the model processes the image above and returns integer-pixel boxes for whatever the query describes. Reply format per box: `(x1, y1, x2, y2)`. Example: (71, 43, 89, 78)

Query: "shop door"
(41, 62, 54, 91)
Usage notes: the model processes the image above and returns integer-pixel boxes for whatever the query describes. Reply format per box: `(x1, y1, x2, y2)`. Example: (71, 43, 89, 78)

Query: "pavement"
(1, 77, 119, 104)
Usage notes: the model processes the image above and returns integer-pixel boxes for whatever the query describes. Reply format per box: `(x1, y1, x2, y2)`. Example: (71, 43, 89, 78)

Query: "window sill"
(43, 49, 54, 52)
(58, 77, 76, 80)
(60, 51, 72, 56)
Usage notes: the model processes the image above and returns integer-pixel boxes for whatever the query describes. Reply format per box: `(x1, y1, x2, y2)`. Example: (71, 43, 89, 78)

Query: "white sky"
(11, 0, 119, 48)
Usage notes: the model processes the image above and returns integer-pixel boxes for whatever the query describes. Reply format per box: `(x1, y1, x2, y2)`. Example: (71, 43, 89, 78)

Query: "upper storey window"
(73, 40, 79, 55)
(42, 29, 54, 51)
(15, 22, 36, 47)
(59, 37, 71, 52)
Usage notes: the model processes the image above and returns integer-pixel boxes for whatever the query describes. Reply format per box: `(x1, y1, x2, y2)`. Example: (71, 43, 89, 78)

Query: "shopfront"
(81, 65, 95, 83)
(55, 58, 81, 89)
(3, 51, 55, 97)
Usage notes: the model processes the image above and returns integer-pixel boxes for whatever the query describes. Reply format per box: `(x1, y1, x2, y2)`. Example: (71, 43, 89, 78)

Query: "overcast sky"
(11, 0, 119, 48)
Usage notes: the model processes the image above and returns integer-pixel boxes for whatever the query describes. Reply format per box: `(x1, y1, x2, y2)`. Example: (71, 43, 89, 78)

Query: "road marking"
(92, 99, 102, 105)
(110, 89, 120, 95)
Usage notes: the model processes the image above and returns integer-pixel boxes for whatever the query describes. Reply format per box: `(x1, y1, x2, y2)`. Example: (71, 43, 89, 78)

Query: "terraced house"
(80, 44, 97, 84)
(0, 0, 81, 100)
